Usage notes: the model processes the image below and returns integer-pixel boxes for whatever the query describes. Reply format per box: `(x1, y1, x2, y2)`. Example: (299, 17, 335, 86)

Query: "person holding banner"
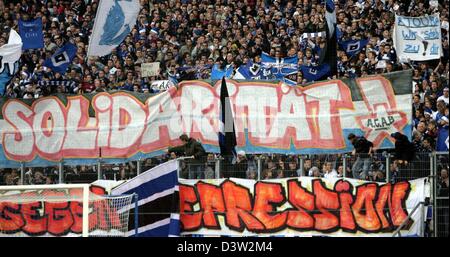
(348, 133, 374, 180)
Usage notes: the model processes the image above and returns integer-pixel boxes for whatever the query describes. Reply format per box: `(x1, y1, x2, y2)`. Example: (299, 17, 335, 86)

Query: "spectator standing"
(348, 133, 374, 180)
(168, 134, 206, 179)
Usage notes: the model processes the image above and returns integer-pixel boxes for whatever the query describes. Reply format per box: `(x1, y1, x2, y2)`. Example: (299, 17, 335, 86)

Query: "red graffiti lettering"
(0, 186, 121, 236)
(222, 180, 264, 232)
(335, 180, 356, 232)
(253, 182, 287, 231)
(179, 178, 414, 235)
(313, 180, 339, 231)
(390, 181, 411, 226)
(0, 201, 24, 233)
(375, 183, 392, 230)
(179, 184, 202, 231)
(42, 190, 74, 235)
(286, 180, 315, 230)
(352, 184, 381, 232)
(196, 182, 225, 228)
(21, 192, 47, 235)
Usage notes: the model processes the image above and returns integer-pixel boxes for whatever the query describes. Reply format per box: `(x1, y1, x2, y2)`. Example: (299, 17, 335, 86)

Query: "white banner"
(179, 177, 428, 237)
(87, 0, 140, 57)
(141, 62, 160, 77)
(394, 14, 442, 61)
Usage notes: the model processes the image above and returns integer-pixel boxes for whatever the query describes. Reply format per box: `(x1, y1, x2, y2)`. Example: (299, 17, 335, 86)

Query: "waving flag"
(261, 52, 298, 85)
(211, 64, 234, 80)
(88, 0, 140, 57)
(219, 77, 237, 159)
(339, 39, 369, 57)
(0, 29, 22, 95)
(323, 0, 337, 79)
(19, 18, 44, 50)
(43, 43, 77, 74)
(233, 62, 263, 80)
(300, 64, 331, 82)
(112, 159, 180, 237)
(300, 31, 326, 41)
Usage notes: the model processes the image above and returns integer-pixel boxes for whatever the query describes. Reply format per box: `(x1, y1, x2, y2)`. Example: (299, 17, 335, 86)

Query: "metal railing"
(1, 151, 448, 237)
(392, 201, 426, 237)
(0, 152, 444, 184)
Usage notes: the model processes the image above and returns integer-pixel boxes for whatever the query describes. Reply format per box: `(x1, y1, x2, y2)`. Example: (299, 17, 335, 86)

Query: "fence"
(173, 152, 438, 183)
(0, 152, 443, 185)
(434, 152, 449, 237)
(0, 151, 448, 237)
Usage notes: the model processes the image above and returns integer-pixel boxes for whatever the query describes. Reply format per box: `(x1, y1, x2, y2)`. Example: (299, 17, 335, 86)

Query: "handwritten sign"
(393, 14, 442, 61)
(141, 62, 160, 77)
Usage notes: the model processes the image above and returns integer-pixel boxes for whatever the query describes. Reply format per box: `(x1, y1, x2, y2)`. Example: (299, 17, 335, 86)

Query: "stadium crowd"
(0, 0, 449, 185)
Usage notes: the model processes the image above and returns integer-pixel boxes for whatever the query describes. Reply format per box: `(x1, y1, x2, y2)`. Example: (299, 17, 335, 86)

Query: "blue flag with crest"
(261, 52, 298, 85)
(300, 64, 331, 82)
(339, 39, 369, 57)
(233, 62, 264, 80)
(43, 43, 77, 74)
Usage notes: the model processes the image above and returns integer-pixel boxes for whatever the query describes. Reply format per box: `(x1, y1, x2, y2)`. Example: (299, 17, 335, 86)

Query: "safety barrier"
(0, 151, 448, 237)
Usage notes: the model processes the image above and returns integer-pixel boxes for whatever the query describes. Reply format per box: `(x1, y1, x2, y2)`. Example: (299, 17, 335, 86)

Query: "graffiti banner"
(393, 14, 442, 61)
(0, 70, 412, 167)
(0, 185, 123, 237)
(179, 177, 428, 237)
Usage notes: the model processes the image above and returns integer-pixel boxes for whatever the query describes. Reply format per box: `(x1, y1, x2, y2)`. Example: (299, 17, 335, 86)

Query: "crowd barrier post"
(97, 158, 102, 180)
(137, 158, 142, 176)
(342, 154, 347, 179)
(299, 156, 304, 177)
(134, 193, 139, 237)
(19, 162, 25, 185)
(385, 153, 391, 183)
(430, 152, 437, 237)
(176, 159, 181, 179)
(420, 202, 426, 237)
(215, 157, 221, 179)
(257, 157, 262, 181)
(58, 160, 64, 184)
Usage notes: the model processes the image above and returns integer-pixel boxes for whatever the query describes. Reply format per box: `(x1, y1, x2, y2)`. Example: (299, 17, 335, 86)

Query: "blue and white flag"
(88, 0, 140, 57)
(211, 64, 234, 80)
(325, 0, 336, 36)
(300, 64, 331, 82)
(43, 43, 77, 74)
(233, 62, 263, 80)
(261, 52, 298, 83)
(112, 159, 180, 237)
(0, 29, 22, 95)
(339, 39, 369, 57)
(18, 18, 44, 50)
(219, 77, 237, 159)
(167, 72, 179, 86)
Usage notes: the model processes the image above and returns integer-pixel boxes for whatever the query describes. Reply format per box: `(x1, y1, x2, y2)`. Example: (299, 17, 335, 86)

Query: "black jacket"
(168, 138, 206, 160)
(352, 136, 374, 157)
(393, 133, 416, 162)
